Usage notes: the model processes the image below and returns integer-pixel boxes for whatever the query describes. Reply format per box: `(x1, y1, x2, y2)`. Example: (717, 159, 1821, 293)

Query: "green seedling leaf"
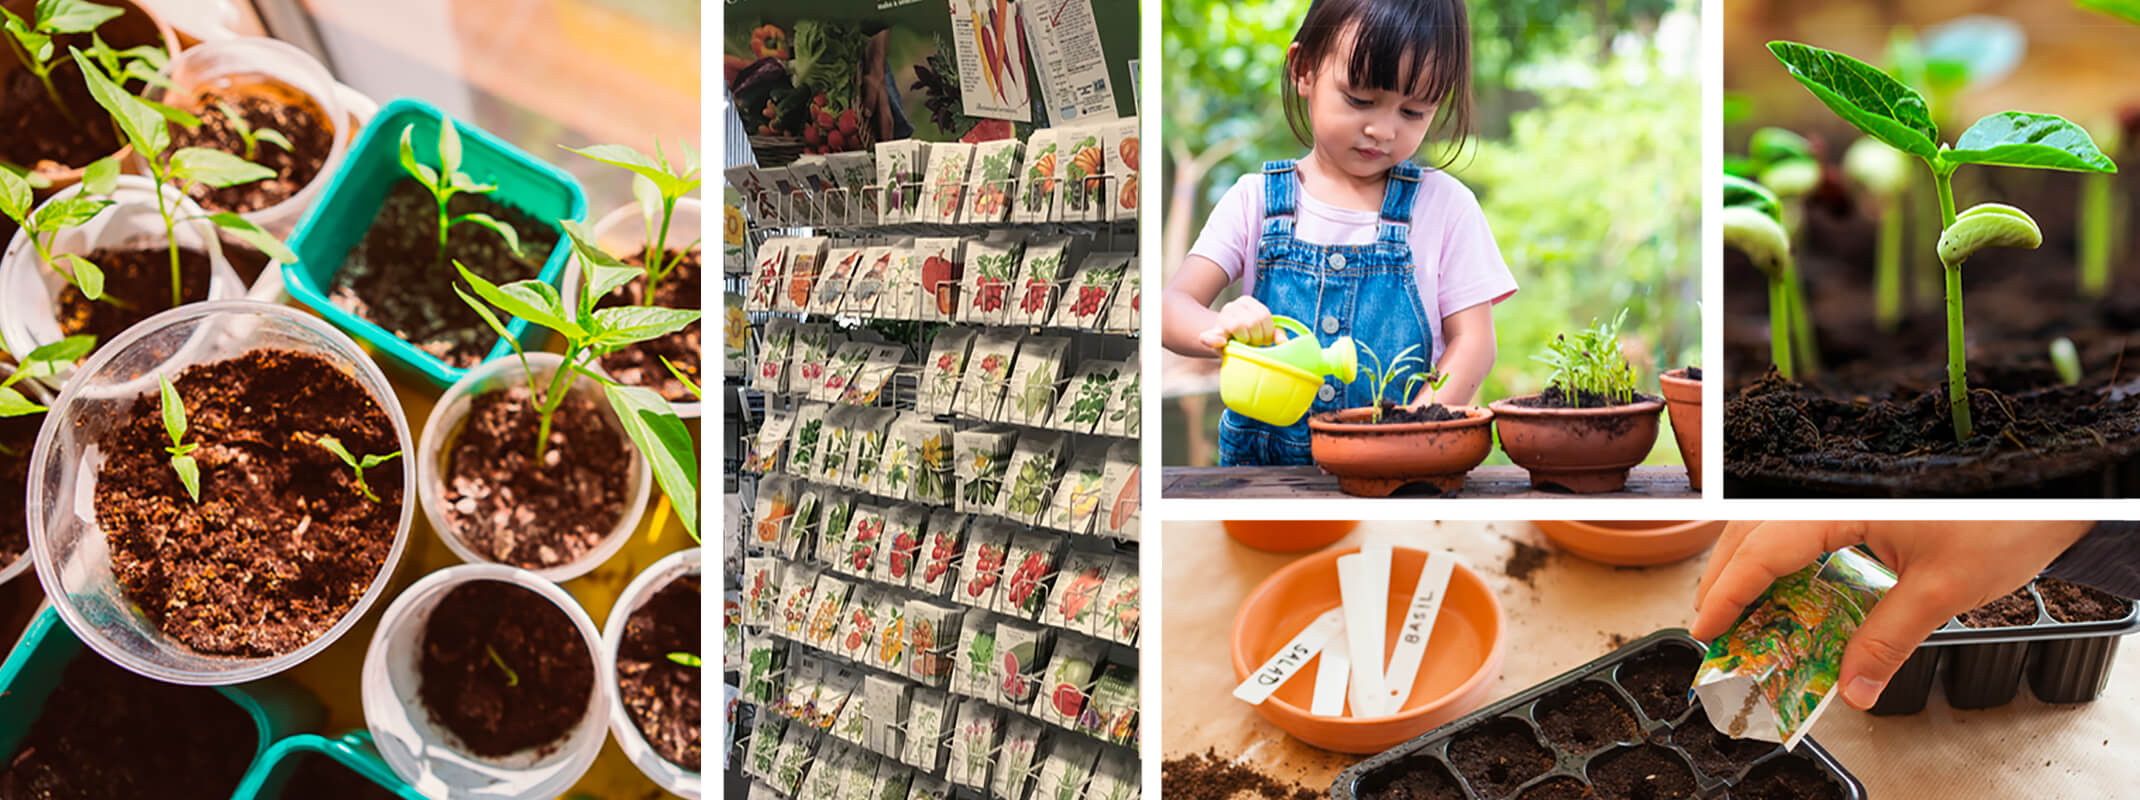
(1768, 41, 1939, 160)
(607, 383, 697, 539)
(0, 161, 51, 190)
(1920, 15, 2026, 92)
(169, 452, 199, 502)
(1758, 159, 1820, 198)
(0, 167, 28, 221)
(158, 372, 186, 445)
(397, 125, 439, 188)
(1944, 111, 2117, 173)
(141, 97, 200, 129)
(253, 127, 292, 153)
(661, 356, 700, 398)
(203, 212, 299, 264)
(2052, 337, 2082, 386)
(1750, 127, 1814, 165)
(666, 651, 703, 668)
(55, 254, 103, 300)
(70, 48, 166, 156)
(437, 116, 463, 180)
(24, 334, 94, 364)
(215, 101, 251, 139)
(82, 154, 117, 195)
(589, 305, 699, 350)
(452, 212, 523, 258)
(0, 388, 43, 417)
(455, 262, 584, 339)
(1721, 205, 1793, 277)
(169, 147, 274, 188)
(1939, 202, 2042, 268)
(2080, 0, 2140, 24)
(35, 0, 122, 33)
(314, 434, 399, 503)
(486, 644, 519, 687)
(1722, 175, 1782, 223)
(32, 195, 108, 231)
(564, 143, 702, 198)
(449, 171, 494, 194)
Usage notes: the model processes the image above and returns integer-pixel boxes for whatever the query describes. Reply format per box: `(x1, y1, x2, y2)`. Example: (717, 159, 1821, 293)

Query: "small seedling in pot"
(1769, 40, 2117, 441)
(313, 435, 401, 503)
(1845, 137, 1911, 331)
(562, 140, 703, 305)
(1532, 309, 1637, 407)
(399, 116, 524, 272)
(1721, 186, 1799, 378)
(0, 156, 120, 305)
(485, 644, 519, 687)
(666, 651, 703, 668)
(158, 373, 200, 503)
(0, 335, 95, 420)
(1351, 341, 1424, 422)
(2051, 337, 2081, 386)
(0, 0, 122, 121)
(214, 101, 291, 162)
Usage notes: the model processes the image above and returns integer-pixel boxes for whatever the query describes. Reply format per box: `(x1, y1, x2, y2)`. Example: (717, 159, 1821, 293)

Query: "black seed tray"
(1869, 577, 2140, 715)
(1331, 629, 1865, 800)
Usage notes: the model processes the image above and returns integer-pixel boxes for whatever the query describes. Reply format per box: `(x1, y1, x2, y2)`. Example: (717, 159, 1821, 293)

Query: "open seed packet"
(1000, 337, 1072, 427)
(847, 408, 899, 490)
(954, 427, 1019, 514)
(914, 510, 970, 597)
(954, 610, 1001, 701)
(1105, 117, 1140, 222)
(812, 246, 869, 314)
(997, 530, 1064, 619)
(962, 235, 1028, 325)
(806, 573, 855, 651)
(1083, 751, 1138, 800)
(1047, 447, 1109, 535)
(994, 717, 1048, 800)
(1103, 268, 1139, 334)
(877, 504, 930, 585)
(790, 323, 844, 399)
(955, 332, 1024, 420)
(919, 328, 977, 416)
(1049, 252, 1130, 329)
(903, 688, 953, 771)
(999, 432, 1069, 527)
(955, 520, 1015, 611)
(913, 237, 966, 322)
(1102, 353, 1140, 438)
(1031, 635, 1102, 728)
(778, 237, 831, 314)
(909, 421, 959, 506)
(1095, 555, 1140, 644)
(1014, 129, 1061, 223)
(786, 403, 830, 478)
(1056, 124, 1108, 223)
(825, 150, 879, 225)
(923, 142, 975, 224)
(967, 138, 1025, 224)
(873, 595, 909, 675)
(844, 246, 897, 316)
(753, 317, 797, 393)
(1695, 547, 1896, 750)
(817, 341, 874, 403)
(778, 564, 821, 639)
(907, 599, 966, 688)
(1005, 235, 1075, 327)
(841, 504, 888, 578)
(1041, 550, 1112, 631)
(842, 344, 909, 406)
(745, 710, 786, 779)
(876, 139, 930, 225)
(749, 474, 797, 552)
(746, 407, 795, 474)
(944, 698, 1002, 790)
(1081, 663, 1139, 746)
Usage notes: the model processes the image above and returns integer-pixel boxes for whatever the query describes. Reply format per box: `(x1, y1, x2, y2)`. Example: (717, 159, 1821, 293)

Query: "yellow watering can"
(1219, 315, 1358, 426)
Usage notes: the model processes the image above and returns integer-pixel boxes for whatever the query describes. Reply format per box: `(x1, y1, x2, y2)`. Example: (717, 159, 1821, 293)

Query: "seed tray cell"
(1869, 578, 2139, 715)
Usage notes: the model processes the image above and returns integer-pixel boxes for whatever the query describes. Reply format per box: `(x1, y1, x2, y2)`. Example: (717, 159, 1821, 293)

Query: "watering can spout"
(1324, 336, 1358, 385)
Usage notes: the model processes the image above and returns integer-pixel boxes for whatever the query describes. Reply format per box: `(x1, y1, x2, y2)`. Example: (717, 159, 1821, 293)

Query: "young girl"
(1162, 0, 1516, 467)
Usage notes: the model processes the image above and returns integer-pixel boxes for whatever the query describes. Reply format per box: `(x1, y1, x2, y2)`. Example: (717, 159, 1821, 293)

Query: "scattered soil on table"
(1518, 777, 1597, 800)
(329, 180, 555, 369)
(594, 247, 702, 403)
(1504, 539, 1552, 587)
(0, 649, 255, 800)
(1362, 402, 1467, 424)
(172, 89, 334, 214)
(282, 755, 402, 800)
(1357, 756, 1466, 800)
(1605, 633, 1632, 651)
(1670, 711, 1776, 781)
(1729, 755, 1843, 800)
(2037, 577, 2133, 623)
(1159, 750, 1322, 800)
(1957, 586, 2039, 628)
(1447, 718, 1554, 798)
(1537, 682, 1640, 754)
(1617, 647, 1698, 722)
(0, 410, 39, 572)
(1510, 387, 1662, 410)
(617, 574, 702, 770)
(96, 349, 400, 656)
(56, 248, 214, 344)
(418, 579, 593, 757)
(1587, 745, 1697, 800)
(442, 384, 630, 570)
(0, 63, 122, 173)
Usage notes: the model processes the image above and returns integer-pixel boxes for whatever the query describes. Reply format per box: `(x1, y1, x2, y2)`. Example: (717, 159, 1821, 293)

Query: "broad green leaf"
(1722, 175, 1781, 223)
(359, 452, 399, 469)
(1721, 205, 1792, 278)
(589, 306, 699, 349)
(315, 434, 357, 466)
(35, 0, 122, 33)
(564, 143, 687, 196)
(1943, 112, 2117, 173)
(560, 219, 629, 268)
(607, 383, 697, 538)
(398, 125, 433, 187)
(204, 212, 298, 264)
(157, 372, 185, 444)
(0, 160, 51, 190)
(25, 334, 94, 364)
(0, 167, 27, 221)
(437, 116, 463, 179)
(587, 264, 640, 306)
(56, 254, 102, 300)
(253, 128, 293, 153)
(1749, 127, 1813, 166)
(1767, 41, 1939, 160)
(71, 48, 166, 156)
(449, 172, 494, 194)
(1939, 202, 2042, 268)
(455, 262, 583, 338)
(170, 147, 273, 188)
(0, 388, 43, 417)
(82, 155, 117, 195)
(2080, 0, 2140, 24)
(32, 195, 109, 231)
(170, 453, 200, 502)
(140, 96, 198, 129)
(452, 212, 523, 257)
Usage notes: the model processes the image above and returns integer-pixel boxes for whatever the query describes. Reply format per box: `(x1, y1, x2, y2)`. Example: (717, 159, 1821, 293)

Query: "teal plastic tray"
(233, 731, 426, 799)
(279, 97, 587, 389)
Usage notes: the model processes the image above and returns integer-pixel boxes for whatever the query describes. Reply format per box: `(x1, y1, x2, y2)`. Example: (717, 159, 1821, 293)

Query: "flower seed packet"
(1082, 751, 1138, 800)
(1081, 663, 1139, 746)
(880, 245, 921, 320)
(812, 246, 869, 314)
(954, 332, 1023, 420)
(1046, 448, 1108, 535)
(806, 573, 854, 651)
(825, 150, 879, 225)
(966, 138, 1024, 224)
(1056, 124, 1108, 223)
(745, 711, 786, 779)
(913, 510, 969, 597)
(919, 328, 977, 416)
(749, 474, 797, 552)
(1031, 738, 1101, 800)
(787, 402, 832, 477)
(945, 698, 1002, 790)
(1096, 556, 1140, 644)
(842, 505, 888, 578)
(1031, 635, 1103, 728)
(1048, 252, 1129, 330)
(922, 142, 974, 224)
(1105, 117, 1140, 222)
(790, 323, 844, 399)
(876, 139, 929, 225)
(953, 427, 1019, 514)
(753, 317, 797, 392)
(1040, 550, 1110, 631)
(844, 246, 897, 316)
(1103, 268, 1140, 334)
(996, 530, 1063, 619)
(779, 564, 821, 639)
(842, 344, 908, 406)
(725, 292, 752, 377)
(727, 165, 777, 226)
(876, 504, 929, 585)
(787, 156, 840, 224)
(992, 620, 1055, 709)
(998, 432, 1068, 528)
(1000, 337, 1071, 427)
(771, 719, 818, 794)
(913, 237, 965, 323)
(903, 688, 952, 771)
(954, 520, 1013, 611)
(909, 420, 959, 506)
(1013, 129, 1060, 223)
(953, 610, 1000, 701)
(745, 236, 790, 312)
(1004, 235, 1074, 327)
(1102, 353, 1140, 438)
(744, 556, 782, 627)
(875, 416, 922, 502)
(817, 341, 873, 403)
(961, 235, 1027, 325)
(779, 236, 830, 314)
(906, 599, 965, 687)
(993, 717, 1046, 800)
(746, 407, 794, 474)
(872, 598, 909, 675)
(782, 652, 826, 718)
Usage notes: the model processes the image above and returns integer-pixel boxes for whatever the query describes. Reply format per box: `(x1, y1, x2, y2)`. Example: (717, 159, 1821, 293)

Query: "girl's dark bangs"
(1341, 3, 1464, 102)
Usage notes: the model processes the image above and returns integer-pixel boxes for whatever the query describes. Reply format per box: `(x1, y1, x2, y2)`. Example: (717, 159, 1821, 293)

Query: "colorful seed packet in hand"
(1694, 547, 1895, 750)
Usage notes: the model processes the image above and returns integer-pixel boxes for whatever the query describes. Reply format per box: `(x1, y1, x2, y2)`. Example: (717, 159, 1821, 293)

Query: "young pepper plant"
(1768, 40, 2117, 442)
(0, 0, 123, 121)
(401, 117, 523, 273)
(215, 102, 292, 162)
(453, 222, 700, 537)
(314, 435, 401, 503)
(157, 373, 200, 503)
(0, 335, 94, 420)
(0, 155, 118, 303)
(562, 140, 703, 305)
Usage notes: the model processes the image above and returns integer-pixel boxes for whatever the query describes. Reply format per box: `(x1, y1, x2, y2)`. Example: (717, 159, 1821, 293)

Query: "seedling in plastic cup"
(563, 141, 703, 305)
(0, 335, 95, 424)
(0, 0, 123, 121)
(666, 651, 703, 668)
(214, 101, 292, 162)
(158, 373, 200, 503)
(400, 116, 524, 272)
(0, 156, 121, 304)
(486, 644, 519, 687)
(314, 434, 401, 503)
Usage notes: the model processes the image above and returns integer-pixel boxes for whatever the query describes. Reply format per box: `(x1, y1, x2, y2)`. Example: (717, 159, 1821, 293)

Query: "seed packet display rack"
(724, 140, 1142, 800)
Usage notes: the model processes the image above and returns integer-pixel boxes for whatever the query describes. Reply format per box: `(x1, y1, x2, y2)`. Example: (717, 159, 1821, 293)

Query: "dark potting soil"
(1367, 402, 1466, 424)
(1511, 387, 1662, 410)
(617, 574, 702, 770)
(442, 385, 630, 570)
(1682, 366, 1702, 382)
(1517, 777, 1597, 800)
(95, 349, 400, 657)
(329, 180, 555, 370)
(1504, 539, 1552, 587)
(0, 64, 122, 173)
(1670, 713, 1776, 781)
(56, 248, 214, 345)
(1357, 756, 1466, 800)
(1729, 755, 1843, 800)
(2036, 577, 2133, 623)
(418, 579, 593, 757)
(1536, 682, 1640, 754)
(281, 755, 402, 800)
(1587, 745, 1697, 800)
(1447, 718, 1554, 798)
(0, 649, 255, 800)
(0, 411, 38, 572)
(1956, 586, 2039, 628)
(595, 247, 702, 403)
(1617, 648, 1698, 722)
(171, 89, 333, 214)
(1159, 750, 1323, 800)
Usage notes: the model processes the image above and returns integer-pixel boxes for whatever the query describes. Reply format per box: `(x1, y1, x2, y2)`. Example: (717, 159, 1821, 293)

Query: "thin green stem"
(1769, 277, 1793, 378)
(1875, 209, 1902, 331)
(531, 347, 581, 462)
(435, 189, 452, 274)
(643, 200, 677, 306)
(1783, 261, 1819, 375)
(153, 162, 182, 307)
(1946, 264, 1971, 442)
(2082, 171, 2111, 298)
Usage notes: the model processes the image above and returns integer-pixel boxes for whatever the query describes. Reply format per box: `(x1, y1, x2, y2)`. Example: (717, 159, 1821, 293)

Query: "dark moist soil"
(0, 649, 256, 800)
(1505, 539, 1552, 587)
(1956, 586, 2039, 628)
(1587, 745, 1697, 800)
(281, 755, 402, 800)
(330, 180, 555, 370)
(617, 574, 701, 770)
(0, 63, 122, 173)
(1729, 755, 1842, 800)
(95, 349, 400, 656)
(172, 89, 333, 214)
(595, 247, 702, 403)
(443, 385, 630, 570)
(1447, 718, 1554, 798)
(1518, 777, 1598, 800)
(1617, 647, 1699, 722)
(419, 579, 593, 757)
(1511, 387, 1661, 410)
(56, 248, 214, 344)
(1159, 750, 1323, 800)
(1670, 713, 1776, 781)
(2036, 577, 2133, 623)
(1367, 402, 1465, 424)
(1682, 366, 1702, 381)
(1358, 756, 1466, 800)
(0, 410, 39, 572)
(1537, 682, 1640, 754)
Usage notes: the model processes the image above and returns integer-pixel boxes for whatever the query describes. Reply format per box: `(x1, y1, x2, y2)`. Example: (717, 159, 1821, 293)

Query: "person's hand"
(1692, 521, 2092, 711)
(1197, 296, 1278, 351)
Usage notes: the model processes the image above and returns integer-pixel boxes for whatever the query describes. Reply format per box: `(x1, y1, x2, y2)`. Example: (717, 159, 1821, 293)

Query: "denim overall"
(1217, 159, 1433, 466)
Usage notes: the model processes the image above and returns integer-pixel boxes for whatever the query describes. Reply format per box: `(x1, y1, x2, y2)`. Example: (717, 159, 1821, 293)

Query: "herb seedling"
(1532, 310, 1638, 407)
(1769, 40, 2117, 441)
(485, 644, 519, 687)
(214, 101, 292, 162)
(2051, 336, 2081, 386)
(0, 0, 122, 121)
(1845, 137, 1910, 330)
(71, 48, 297, 307)
(0, 335, 95, 419)
(158, 373, 199, 503)
(666, 651, 703, 668)
(453, 222, 701, 537)
(1720, 184, 1801, 378)
(1351, 341, 1424, 422)
(0, 155, 119, 304)
(399, 117, 524, 272)
(563, 141, 703, 305)
(314, 435, 400, 503)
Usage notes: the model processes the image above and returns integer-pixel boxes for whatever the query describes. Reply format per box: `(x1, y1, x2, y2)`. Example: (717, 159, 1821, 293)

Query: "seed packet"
(1102, 268, 1139, 334)
(1041, 550, 1111, 631)
(966, 138, 1024, 224)
(817, 490, 858, 569)
(871, 758, 913, 800)
(952, 610, 1000, 701)
(816, 341, 872, 403)
(906, 599, 965, 687)
(903, 688, 953, 771)
(806, 573, 854, 651)
(841, 505, 887, 578)
(907, 420, 957, 506)
(876, 139, 929, 225)
(876, 415, 926, 501)
(913, 237, 966, 323)
(725, 292, 752, 377)
(1013, 129, 1060, 223)
(944, 698, 1002, 790)
(861, 674, 910, 759)
(785, 490, 824, 561)
(844, 246, 897, 316)
(880, 245, 921, 320)
(1079, 663, 1139, 746)
(922, 142, 974, 224)
(1056, 124, 1108, 223)
(873, 591, 910, 675)
(788, 156, 840, 225)
(764, 167, 806, 225)
(998, 433, 1068, 527)
(749, 474, 797, 552)
(1033, 738, 1101, 800)
(778, 564, 821, 639)
(918, 328, 977, 416)
(771, 718, 819, 794)
(782, 653, 826, 719)
(1030, 636, 1102, 728)
(751, 317, 795, 392)
(846, 748, 887, 800)
(743, 556, 781, 627)
(812, 246, 869, 314)
(825, 150, 879, 225)
(954, 332, 1022, 420)
(785, 403, 829, 478)
(993, 717, 1047, 800)
(1082, 752, 1138, 800)
(1105, 117, 1140, 222)
(1102, 353, 1140, 438)
(744, 630, 784, 705)
(999, 337, 1071, 427)
(1048, 252, 1129, 329)
(746, 237, 789, 312)
(746, 711, 787, 779)
(954, 520, 1013, 611)
(992, 620, 1055, 710)
(914, 510, 969, 597)
(806, 738, 853, 799)
(842, 344, 908, 406)
(910, 774, 952, 800)
(819, 669, 864, 734)
(1694, 547, 1896, 750)
(874, 504, 926, 584)
(745, 407, 794, 474)
(996, 530, 1063, 619)
(953, 427, 1019, 514)
(1046, 448, 1108, 535)
(961, 235, 1027, 325)
(829, 672, 871, 744)
(790, 323, 844, 399)
(1004, 235, 1074, 327)
(846, 408, 897, 489)
(779, 236, 830, 314)
(1095, 556, 1140, 644)
(727, 165, 778, 226)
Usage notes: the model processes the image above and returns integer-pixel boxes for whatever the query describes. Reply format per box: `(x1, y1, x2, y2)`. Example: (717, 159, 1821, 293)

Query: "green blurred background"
(1160, 0, 1701, 466)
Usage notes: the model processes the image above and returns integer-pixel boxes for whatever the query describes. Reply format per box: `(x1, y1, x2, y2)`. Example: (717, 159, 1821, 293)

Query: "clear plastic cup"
(25, 301, 415, 685)
(0, 363, 55, 589)
(362, 563, 609, 800)
(417, 352, 651, 582)
(0, 176, 244, 378)
(601, 547, 702, 798)
(560, 198, 704, 417)
(154, 36, 349, 242)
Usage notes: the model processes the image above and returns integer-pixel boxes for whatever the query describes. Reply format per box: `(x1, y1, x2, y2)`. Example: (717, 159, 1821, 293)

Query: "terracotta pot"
(0, 0, 181, 193)
(1307, 406, 1494, 497)
(1231, 545, 1506, 754)
(1659, 368, 1702, 490)
(1488, 393, 1664, 493)
(1222, 520, 1358, 553)
(1533, 520, 1725, 566)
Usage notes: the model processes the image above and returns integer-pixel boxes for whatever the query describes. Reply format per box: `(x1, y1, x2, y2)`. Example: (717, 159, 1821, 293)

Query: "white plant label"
(1311, 624, 1350, 717)
(1375, 550, 1458, 716)
(1338, 543, 1391, 715)
(1229, 607, 1344, 706)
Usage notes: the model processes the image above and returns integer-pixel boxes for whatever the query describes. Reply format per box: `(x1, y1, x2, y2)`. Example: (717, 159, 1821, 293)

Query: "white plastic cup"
(0, 362, 55, 589)
(601, 547, 702, 798)
(560, 197, 704, 418)
(362, 563, 609, 800)
(417, 352, 652, 582)
(25, 301, 415, 685)
(0, 176, 245, 379)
